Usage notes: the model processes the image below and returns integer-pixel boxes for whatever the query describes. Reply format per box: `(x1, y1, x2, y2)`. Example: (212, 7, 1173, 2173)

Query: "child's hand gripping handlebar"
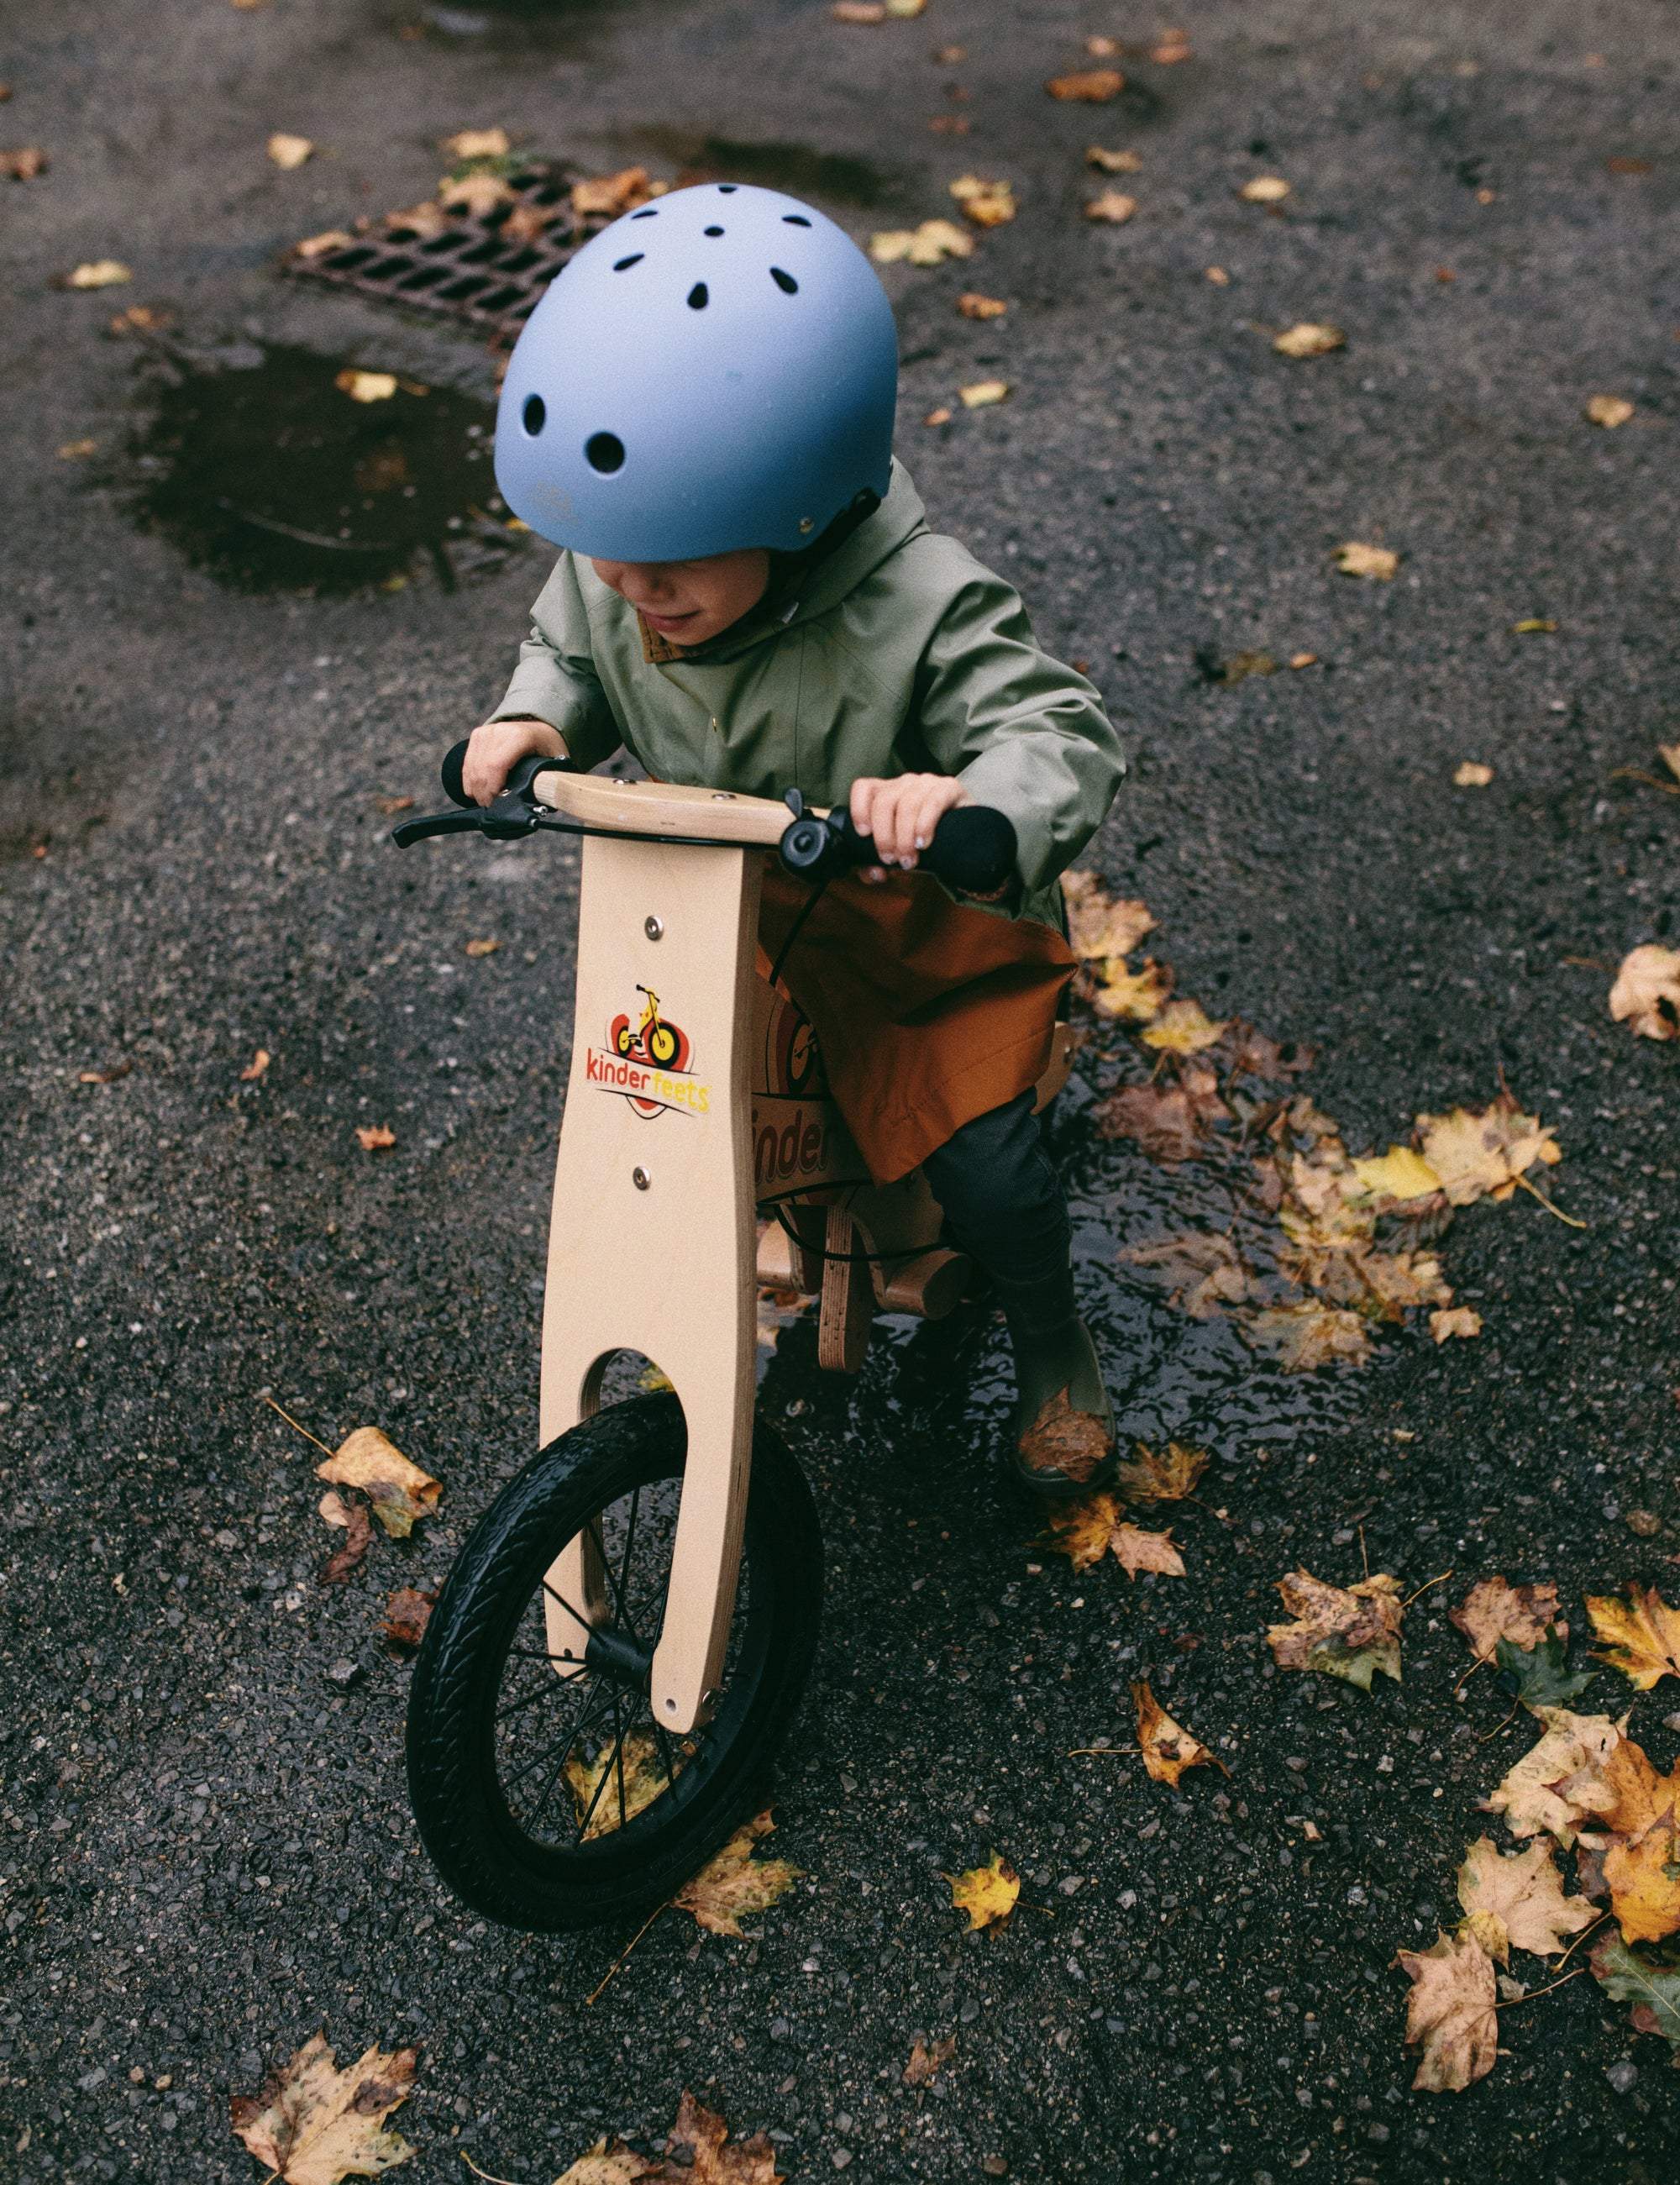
(391, 738, 1018, 897)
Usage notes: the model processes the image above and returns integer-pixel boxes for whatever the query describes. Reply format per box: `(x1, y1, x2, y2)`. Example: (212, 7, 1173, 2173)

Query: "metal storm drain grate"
(286, 161, 605, 337)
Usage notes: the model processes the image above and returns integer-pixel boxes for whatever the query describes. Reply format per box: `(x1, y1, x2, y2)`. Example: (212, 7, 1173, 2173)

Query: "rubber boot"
(1008, 1314, 1117, 1500)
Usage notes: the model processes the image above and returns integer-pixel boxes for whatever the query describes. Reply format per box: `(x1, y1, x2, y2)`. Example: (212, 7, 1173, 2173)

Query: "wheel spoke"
(538, 1579, 595, 1644)
(528, 1685, 615, 1823)
(589, 1515, 640, 1640)
(501, 1678, 603, 1792)
(618, 1488, 642, 1615)
(612, 1691, 628, 1834)
(574, 1715, 625, 1843)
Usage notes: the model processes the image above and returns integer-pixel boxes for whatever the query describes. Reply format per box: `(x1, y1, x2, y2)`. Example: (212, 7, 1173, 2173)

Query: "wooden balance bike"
(392, 746, 1068, 1931)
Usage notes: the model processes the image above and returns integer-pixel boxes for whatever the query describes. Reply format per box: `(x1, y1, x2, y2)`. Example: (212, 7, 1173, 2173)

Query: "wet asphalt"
(3, 2, 1678, 2180)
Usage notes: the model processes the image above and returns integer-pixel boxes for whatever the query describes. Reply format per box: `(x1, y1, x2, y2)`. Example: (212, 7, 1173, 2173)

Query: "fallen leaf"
(947, 1851, 1020, 1930)
(1092, 1082, 1205, 1163)
(885, 0, 927, 14)
(1512, 617, 1557, 634)
(1267, 1568, 1403, 1689)
(1140, 999, 1228, 1054)
(1454, 760, 1494, 787)
(440, 169, 514, 218)
(1091, 957, 1171, 1022)
(1659, 743, 1680, 784)
(2, 145, 47, 180)
(869, 218, 974, 265)
(1397, 1929, 1498, 2093)
(355, 1123, 396, 1151)
(267, 133, 314, 171)
(1590, 1932, 1680, 2055)
(570, 166, 656, 218)
(949, 173, 1016, 228)
(1150, 29, 1193, 63)
(1018, 1387, 1113, 1487)
(1480, 1707, 1625, 1846)
(1039, 1492, 1181, 1578)
(1086, 34, 1120, 55)
(316, 1427, 440, 1538)
(65, 260, 132, 289)
(1219, 650, 1277, 682)
(1047, 69, 1125, 101)
(564, 1733, 673, 1841)
(923, 406, 953, 427)
(1609, 943, 1680, 1041)
(956, 291, 1007, 318)
(1352, 1145, 1443, 1204)
(1431, 1305, 1483, 1342)
(1205, 264, 1231, 285)
(1085, 190, 1137, 223)
(1416, 1095, 1561, 1206)
(1495, 1631, 1595, 1712)
(239, 1048, 271, 1082)
(958, 380, 1011, 408)
(375, 795, 415, 816)
(1239, 176, 1290, 203)
(1116, 1442, 1209, 1504)
(106, 302, 173, 334)
(1131, 1680, 1217, 1784)
(1451, 1578, 1566, 1665)
(1588, 1585, 1680, 1692)
(57, 438, 97, 460)
(1334, 540, 1397, 578)
(1456, 1836, 1599, 1962)
(901, 2035, 956, 2088)
(1288, 649, 1316, 667)
(1245, 1300, 1373, 1369)
(1110, 1523, 1186, 1581)
(317, 1489, 372, 1586)
(77, 1061, 133, 1085)
(562, 2093, 784, 2185)
(465, 936, 501, 958)
(335, 370, 397, 404)
(1086, 145, 1142, 173)
(380, 1587, 436, 1652)
(673, 1809, 801, 1936)
(441, 126, 509, 160)
(229, 2033, 417, 2185)
(1274, 322, 1345, 358)
(832, 0, 886, 18)
(1574, 1736, 1680, 1943)
(1585, 394, 1634, 428)
(1061, 871, 1154, 959)
(1123, 1230, 1249, 1317)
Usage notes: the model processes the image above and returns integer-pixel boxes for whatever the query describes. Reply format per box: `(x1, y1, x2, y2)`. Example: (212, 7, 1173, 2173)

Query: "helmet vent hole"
(703, 224, 724, 236)
(522, 394, 546, 437)
(687, 282, 709, 309)
(585, 431, 626, 475)
(781, 213, 811, 227)
(717, 183, 738, 193)
(613, 253, 644, 271)
(769, 265, 798, 294)
(630, 207, 659, 220)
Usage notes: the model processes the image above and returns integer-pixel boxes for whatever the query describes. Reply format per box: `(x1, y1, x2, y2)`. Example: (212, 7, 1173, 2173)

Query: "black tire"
(406, 1393, 822, 1933)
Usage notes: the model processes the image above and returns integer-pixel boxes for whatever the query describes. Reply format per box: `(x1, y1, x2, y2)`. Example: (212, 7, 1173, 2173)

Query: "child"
(465, 182, 1126, 1494)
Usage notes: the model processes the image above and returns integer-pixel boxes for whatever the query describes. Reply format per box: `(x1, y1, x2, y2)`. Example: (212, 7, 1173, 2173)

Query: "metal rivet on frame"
(632, 1165, 652, 1191)
(644, 916, 664, 941)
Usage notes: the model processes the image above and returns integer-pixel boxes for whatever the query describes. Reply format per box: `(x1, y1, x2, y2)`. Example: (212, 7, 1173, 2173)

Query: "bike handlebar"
(402, 738, 1017, 897)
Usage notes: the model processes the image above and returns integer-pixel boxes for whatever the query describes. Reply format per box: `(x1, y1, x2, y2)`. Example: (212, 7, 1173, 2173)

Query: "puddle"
(625, 129, 905, 209)
(128, 343, 522, 594)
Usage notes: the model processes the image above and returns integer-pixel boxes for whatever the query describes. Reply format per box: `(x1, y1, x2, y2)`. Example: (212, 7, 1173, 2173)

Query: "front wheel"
(405, 1393, 822, 1932)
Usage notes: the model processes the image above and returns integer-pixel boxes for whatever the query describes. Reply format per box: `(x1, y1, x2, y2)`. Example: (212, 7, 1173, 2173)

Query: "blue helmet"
(493, 182, 898, 563)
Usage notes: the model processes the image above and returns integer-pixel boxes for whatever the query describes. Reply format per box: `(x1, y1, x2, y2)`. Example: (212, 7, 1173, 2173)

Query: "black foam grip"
(440, 738, 474, 808)
(839, 805, 1017, 896)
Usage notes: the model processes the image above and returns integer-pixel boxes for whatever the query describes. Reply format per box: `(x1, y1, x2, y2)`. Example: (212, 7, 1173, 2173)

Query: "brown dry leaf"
(1085, 190, 1137, 223)
(336, 369, 398, 404)
(1247, 1301, 1373, 1369)
(1205, 264, 1231, 285)
(107, 302, 173, 334)
(1037, 1494, 1182, 1580)
(382, 198, 451, 241)
(1116, 1441, 1209, 1503)
(1018, 1387, 1113, 1486)
(57, 438, 97, 460)
(465, 936, 501, 958)
(267, 133, 313, 171)
(1062, 870, 1155, 959)
(923, 406, 953, 428)
(228, 2033, 417, 2185)
(1150, 28, 1193, 62)
(355, 1123, 397, 1151)
(1454, 760, 1494, 787)
(564, 2093, 785, 2185)
(1110, 1524, 1186, 1581)
(497, 200, 550, 248)
(1567, 1736, 1680, 1944)
(1456, 1836, 1599, 1962)
(316, 1427, 440, 1539)
(77, 1061, 133, 1085)
(1268, 1568, 1403, 1689)
(902, 2035, 957, 2088)
(1220, 650, 1277, 683)
(1140, 999, 1228, 1054)
(1274, 322, 1345, 358)
(1240, 176, 1291, 203)
(1123, 1231, 1249, 1317)
(554, 2135, 662, 2182)
(1588, 1585, 1680, 1692)
(2, 145, 47, 180)
(1351, 1145, 1443, 1204)
(673, 1809, 801, 1936)
(570, 166, 655, 218)
(1131, 1680, 1218, 1784)
(1093, 1083, 1205, 1163)
(1430, 1305, 1483, 1342)
(946, 1851, 1020, 1930)
(1416, 1096, 1562, 1207)
(439, 170, 513, 218)
(1334, 540, 1397, 579)
(1288, 648, 1316, 667)
(1658, 743, 1680, 784)
(957, 292, 1007, 318)
(1585, 394, 1634, 428)
(1451, 1578, 1564, 1665)
(958, 380, 1011, 408)
(832, 0, 886, 18)
(1092, 957, 1171, 1022)
(1480, 1707, 1625, 1846)
(441, 126, 509, 160)
(1609, 943, 1680, 1041)
(66, 259, 132, 289)
(380, 1586, 436, 1652)
(1047, 68, 1125, 101)
(239, 1047, 271, 1082)
(316, 1489, 372, 1586)
(869, 218, 974, 265)
(949, 173, 1016, 228)
(1086, 145, 1142, 173)
(1396, 1930, 1498, 2093)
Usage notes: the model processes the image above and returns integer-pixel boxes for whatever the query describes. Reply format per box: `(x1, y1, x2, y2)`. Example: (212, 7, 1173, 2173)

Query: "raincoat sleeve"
(491, 553, 623, 772)
(913, 569, 1125, 896)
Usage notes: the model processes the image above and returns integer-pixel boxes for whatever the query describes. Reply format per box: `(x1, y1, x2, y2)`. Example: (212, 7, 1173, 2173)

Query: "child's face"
(591, 549, 770, 646)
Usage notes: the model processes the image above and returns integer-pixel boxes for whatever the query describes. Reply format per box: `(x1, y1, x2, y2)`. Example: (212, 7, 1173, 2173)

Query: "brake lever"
(392, 754, 574, 849)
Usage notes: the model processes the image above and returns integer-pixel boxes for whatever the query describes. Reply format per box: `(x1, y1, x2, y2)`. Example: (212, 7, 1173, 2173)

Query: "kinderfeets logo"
(585, 985, 711, 1120)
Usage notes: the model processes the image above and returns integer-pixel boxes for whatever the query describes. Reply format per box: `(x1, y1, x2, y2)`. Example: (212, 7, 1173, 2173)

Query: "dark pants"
(921, 1089, 1078, 1342)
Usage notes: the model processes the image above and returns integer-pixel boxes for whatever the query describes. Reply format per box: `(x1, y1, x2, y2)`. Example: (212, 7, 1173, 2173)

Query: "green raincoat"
(493, 460, 1125, 1179)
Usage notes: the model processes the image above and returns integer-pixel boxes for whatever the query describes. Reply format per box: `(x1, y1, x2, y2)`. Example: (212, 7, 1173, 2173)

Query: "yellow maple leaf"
(1131, 1680, 1219, 1785)
(1140, 999, 1228, 1054)
(1396, 1929, 1498, 2093)
(1334, 540, 1397, 579)
(1479, 1707, 1625, 1846)
(1416, 1097, 1561, 1206)
(1590, 1741, 1680, 1945)
(673, 1809, 801, 1936)
(1092, 957, 1170, 1022)
(315, 1427, 440, 1538)
(869, 218, 974, 265)
(948, 173, 1016, 228)
(1454, 1836, 1599, 1962)
(1061, 871, 1155, 959)
(1609, 944, 1680, 1041)
(1450, 1578, 1565, 1664)
(230, 2032, 418, 2185)
(1588, 1585, 1680, 1691)
(564, 1734, 673, 1841)
(946, 1850, 1020, 1930)
(1351, 1145, 1443, 1204)
(1274, 321, 1345, 357)
(1115, 1441, 1208, 1503)
(958, 380, 1011, 408)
